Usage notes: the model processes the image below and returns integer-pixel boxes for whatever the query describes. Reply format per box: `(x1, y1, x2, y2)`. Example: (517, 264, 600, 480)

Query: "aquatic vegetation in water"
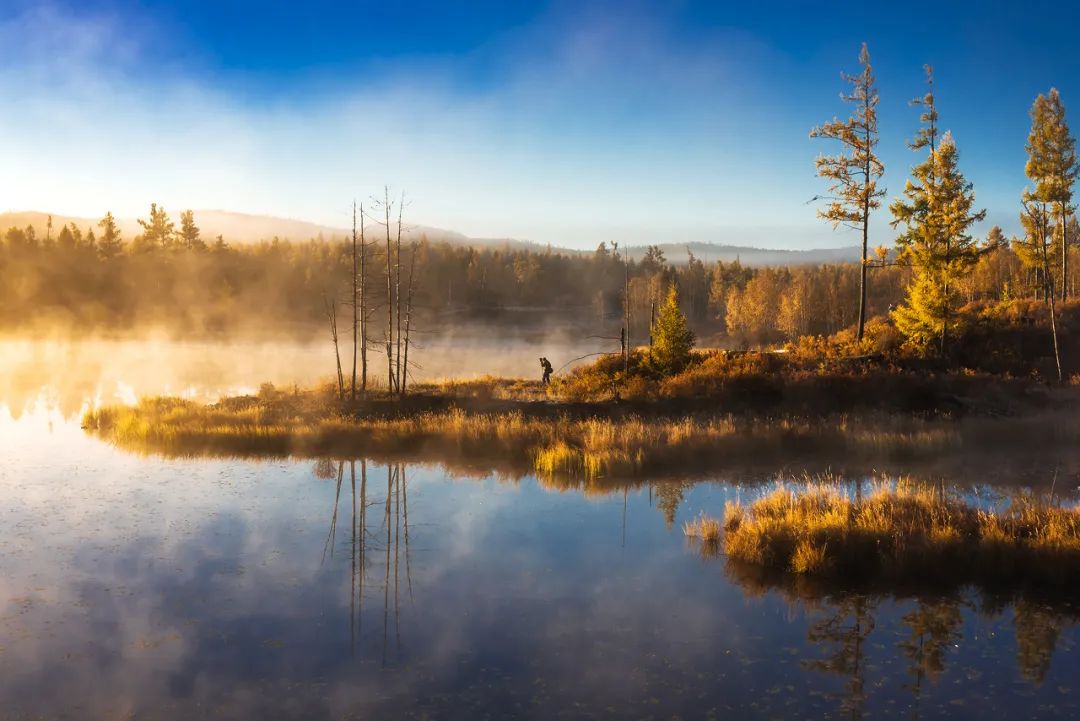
(723, 480, 1080, 588)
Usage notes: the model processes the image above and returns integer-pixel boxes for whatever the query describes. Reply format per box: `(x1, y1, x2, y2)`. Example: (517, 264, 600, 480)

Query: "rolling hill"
(0, 209, 860, 266)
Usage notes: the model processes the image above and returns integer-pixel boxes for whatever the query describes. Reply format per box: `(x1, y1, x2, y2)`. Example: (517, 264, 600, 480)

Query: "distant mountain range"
(0, 209, 860, 267)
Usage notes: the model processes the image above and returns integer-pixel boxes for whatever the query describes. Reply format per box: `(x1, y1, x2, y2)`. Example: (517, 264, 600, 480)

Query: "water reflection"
(3, 408, 1080, 718)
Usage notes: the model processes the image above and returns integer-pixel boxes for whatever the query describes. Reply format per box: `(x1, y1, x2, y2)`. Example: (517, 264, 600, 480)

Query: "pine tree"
(986, 225, 1007, 249)
(890, 67, 985, 353)
(811, 42, 886, 341)
(178, 210, 205, 251)
(1026, 89, 1078, 301)
(892, 133, 985, 351)
(134, 203, 175, 251)
(650, 284, 695, 374)
(97, 211, 124, 259)
(57, 224, 75, 249)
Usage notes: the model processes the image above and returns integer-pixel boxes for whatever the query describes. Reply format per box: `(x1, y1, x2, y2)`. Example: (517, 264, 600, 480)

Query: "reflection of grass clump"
(723, 481, 1080, 587)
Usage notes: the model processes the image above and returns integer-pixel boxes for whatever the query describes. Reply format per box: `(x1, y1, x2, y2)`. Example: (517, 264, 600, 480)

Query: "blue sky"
(2, 0, 1079, 248)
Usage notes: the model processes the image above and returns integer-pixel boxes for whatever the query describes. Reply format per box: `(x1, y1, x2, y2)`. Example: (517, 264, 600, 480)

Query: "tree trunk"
(351, 202, 359, 401)
(384, 188, 395, 394)
(395, 195, 404, 395)
(1062, 205, 1069, 302)
(326, 296, 344, 397)
(1039, 209, 1064, 381)
(359, 203, 368, 392)
(857, 205, 868, 341)
(402, 243, 417, 396)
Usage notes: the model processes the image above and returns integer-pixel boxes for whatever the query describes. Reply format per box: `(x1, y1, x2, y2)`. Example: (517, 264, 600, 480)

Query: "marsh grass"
(84, 390, 1028, 482)
(723, 480, 1080, 588)
(683, 512, 723, 556)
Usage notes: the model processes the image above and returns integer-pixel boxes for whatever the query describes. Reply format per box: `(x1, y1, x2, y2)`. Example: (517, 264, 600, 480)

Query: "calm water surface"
(3, 345, 1080, 719)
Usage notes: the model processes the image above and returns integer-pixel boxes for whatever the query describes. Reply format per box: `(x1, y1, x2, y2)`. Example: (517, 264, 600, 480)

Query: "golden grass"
(84, 392, 998, 482)
(723, 480, 1080, 588)
(683, 512, 722, 542)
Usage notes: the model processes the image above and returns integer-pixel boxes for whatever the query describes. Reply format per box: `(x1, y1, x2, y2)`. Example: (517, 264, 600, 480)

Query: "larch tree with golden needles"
(810, 42, 885, 341)
(650, 284, 695, 375)
(891, 67, 985, 353)
(1021, 90, 1075, 381)
(1025, 89, 1078, 302)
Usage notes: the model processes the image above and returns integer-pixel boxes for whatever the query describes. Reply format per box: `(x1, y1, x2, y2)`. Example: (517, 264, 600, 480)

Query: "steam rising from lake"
(0, 332, 610, 418)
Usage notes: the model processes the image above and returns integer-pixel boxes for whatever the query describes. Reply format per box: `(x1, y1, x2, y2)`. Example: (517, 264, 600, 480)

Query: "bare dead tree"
(324, 294, 344, 397)
(382, 187, 396, 394)
(394, 192, 405, 392)
(401, 241, 418, 395)
(351, 202, 359, 400)
(359, 202, 369, 392)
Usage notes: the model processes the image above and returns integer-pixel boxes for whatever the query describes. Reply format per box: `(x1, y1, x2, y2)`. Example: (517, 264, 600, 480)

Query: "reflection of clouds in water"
(0, 437, 755, 718)
(4, 418, 1080, 718)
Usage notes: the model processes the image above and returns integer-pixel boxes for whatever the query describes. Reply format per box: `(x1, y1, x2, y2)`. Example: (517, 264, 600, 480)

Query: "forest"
(1, 206, 1076, 351)
(4, 47, 1080, 385)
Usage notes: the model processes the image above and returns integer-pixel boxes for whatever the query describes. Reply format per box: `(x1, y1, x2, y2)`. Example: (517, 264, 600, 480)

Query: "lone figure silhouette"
(540, 357, 553, 385)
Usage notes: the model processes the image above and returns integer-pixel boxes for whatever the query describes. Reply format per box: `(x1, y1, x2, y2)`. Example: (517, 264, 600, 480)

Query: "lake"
(2, 339, 1080, 719)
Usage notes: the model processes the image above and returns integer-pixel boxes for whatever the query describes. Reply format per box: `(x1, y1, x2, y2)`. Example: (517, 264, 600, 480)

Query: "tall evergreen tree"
(811, 42, 886, 341)
(892, 134, 985, 351)
(97, 211, 124, 259)
(891, 67, 985, 353)
(649, 284, 695, 374)
(134, 203, 175, 251)
(178, 210, 205, 251)
(1025, 89, 1078, 301)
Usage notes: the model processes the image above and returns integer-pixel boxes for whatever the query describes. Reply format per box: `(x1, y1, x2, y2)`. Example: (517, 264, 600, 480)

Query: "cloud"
(0, 1, 851, 248)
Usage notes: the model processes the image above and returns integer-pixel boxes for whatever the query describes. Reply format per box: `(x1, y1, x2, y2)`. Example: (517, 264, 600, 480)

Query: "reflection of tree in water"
(803, 595, 877, 721)
(319, 459, 413, 665)
(723, 558, 1080, 717)
(1014, 600, 1068, 685)
(899, 597, 963, 718)
(654, 481, 692, 529)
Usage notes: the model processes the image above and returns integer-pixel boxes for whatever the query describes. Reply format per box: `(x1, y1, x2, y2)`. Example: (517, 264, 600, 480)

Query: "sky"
(2, 0, 1080, 249)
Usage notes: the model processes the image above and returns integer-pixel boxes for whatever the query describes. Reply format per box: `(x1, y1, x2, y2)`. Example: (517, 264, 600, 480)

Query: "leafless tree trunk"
(359, 202, 368, 392)
(325, 295, 344, 397)
(394, 193, 404, 392)
(383, 187, 396, 394)
(351, 202, 359, 400)
(401, 242, 418, 396)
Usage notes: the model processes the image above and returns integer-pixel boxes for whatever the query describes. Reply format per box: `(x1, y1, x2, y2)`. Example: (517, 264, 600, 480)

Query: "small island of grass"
(704, 480, 1080, 590)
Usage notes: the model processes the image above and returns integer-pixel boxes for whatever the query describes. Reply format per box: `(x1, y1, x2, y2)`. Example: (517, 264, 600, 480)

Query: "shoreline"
(82, 375, 1080, 481)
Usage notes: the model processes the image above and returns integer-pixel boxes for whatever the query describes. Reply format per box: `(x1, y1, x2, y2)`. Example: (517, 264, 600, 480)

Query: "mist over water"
(4, 336, 1080, 719)
(0, 330, 609, 418)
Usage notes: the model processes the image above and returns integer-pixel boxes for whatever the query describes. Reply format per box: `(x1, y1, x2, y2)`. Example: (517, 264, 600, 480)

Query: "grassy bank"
(83, 383, 1080, 483)
(82, 395, 953, 478)
(712, 481, 1080, 588)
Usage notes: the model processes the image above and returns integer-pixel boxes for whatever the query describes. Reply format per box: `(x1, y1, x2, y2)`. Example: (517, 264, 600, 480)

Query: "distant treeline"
(0, 206, 1073, 343)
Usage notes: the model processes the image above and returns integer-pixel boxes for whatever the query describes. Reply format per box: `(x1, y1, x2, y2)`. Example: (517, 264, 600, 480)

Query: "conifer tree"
(1026, 89, 1078, 301)
(892, 134, 985, 351)
(135, 203, 175, 251)
(891, 67, 985, 353)
(1021, 91, 1073, 380)
(57, 224, 75, 249)
(985, 225, 1007, 249)
(811, 42, 886, 341)
(178, 210, 205, 251)
(97, 211, 124, 259)
(650, 284, 695, 374)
